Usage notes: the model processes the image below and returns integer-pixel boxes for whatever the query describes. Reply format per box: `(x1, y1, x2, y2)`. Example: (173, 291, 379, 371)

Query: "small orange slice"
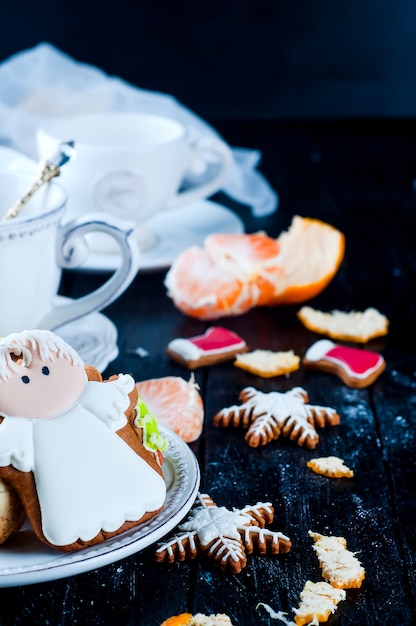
(135, 375, 204, 443)
(164, 245, 257, 320)
(270, 216, 345, 305)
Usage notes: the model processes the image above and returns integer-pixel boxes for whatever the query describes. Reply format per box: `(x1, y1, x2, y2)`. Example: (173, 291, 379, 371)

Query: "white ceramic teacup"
(0, 170, 140, 337)
(36, 112, 233, 249)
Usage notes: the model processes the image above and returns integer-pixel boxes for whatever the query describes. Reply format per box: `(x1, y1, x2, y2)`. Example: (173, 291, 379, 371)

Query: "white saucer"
(80, 199, 244, 273)
(0, 426, 200, 587)
(55, 297, 119, 372)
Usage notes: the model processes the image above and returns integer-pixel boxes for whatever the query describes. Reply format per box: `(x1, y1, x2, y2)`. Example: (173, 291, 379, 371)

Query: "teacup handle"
(37, 213, 140, 331)
(166, 137, 233, 209)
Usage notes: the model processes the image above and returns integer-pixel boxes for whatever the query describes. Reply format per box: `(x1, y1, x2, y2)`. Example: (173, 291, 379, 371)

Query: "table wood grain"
(0, 119, 415, 625)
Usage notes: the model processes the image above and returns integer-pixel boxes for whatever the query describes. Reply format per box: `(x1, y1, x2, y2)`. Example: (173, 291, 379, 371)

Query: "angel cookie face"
(0, 330, 87, 418)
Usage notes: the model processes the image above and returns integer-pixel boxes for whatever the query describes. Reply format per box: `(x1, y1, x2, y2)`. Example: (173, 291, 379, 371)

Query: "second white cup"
(36, 113, 233, 249)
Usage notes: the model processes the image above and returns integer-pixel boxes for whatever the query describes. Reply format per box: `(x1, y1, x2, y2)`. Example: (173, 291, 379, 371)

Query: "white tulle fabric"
(0, 43, 278, 217)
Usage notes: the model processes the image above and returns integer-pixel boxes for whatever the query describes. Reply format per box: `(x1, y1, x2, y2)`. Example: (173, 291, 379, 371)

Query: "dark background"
(1, 0, 416, 122)
(1, 1, 416, 339)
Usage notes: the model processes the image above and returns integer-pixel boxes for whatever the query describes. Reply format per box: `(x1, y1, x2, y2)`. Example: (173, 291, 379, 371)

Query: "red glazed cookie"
(166, 326, 248, 369)
(302, 339, 385, 388)
(0, 329, 166, 552)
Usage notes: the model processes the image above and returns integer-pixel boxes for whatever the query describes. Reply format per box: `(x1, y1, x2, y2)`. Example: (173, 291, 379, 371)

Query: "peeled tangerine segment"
(164, 245, 259, 320)
(205, 232, 283, 305)
(136, 375, 204, 443)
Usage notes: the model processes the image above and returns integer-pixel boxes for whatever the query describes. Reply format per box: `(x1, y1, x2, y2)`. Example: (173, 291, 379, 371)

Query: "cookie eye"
(21, 375, 30, 384)
(42, 366, 50, 376)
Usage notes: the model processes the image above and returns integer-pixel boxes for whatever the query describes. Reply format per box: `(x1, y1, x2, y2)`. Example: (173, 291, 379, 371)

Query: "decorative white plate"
(79, 200, 244, 273)
(0, 426, 200, 587)
(54, 297, 119, 372)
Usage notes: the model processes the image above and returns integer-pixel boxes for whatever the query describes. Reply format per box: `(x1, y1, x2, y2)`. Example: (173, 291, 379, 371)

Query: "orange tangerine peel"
(270, 216, 345, 305)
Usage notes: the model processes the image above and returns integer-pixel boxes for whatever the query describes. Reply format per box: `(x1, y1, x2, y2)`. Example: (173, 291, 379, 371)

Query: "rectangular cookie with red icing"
(303, 339, 385, 388)
(166, 326, 248, 369)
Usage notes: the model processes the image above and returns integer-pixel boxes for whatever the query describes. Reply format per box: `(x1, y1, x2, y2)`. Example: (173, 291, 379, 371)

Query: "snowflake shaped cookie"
(214, 386, 340, 449)
(155, 493, 291, 573)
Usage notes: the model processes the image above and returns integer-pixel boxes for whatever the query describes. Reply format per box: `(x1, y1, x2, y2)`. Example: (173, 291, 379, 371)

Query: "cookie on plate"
(0, 329, 166, 552)
(0, 480, 25, 544)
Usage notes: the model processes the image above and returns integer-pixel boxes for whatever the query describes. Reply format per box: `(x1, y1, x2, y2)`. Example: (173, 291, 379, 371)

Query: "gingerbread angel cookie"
(0, 329, 166, 551)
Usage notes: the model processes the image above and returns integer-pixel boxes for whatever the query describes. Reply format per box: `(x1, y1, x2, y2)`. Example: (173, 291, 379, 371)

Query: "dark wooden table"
(0, 119, 415, 625)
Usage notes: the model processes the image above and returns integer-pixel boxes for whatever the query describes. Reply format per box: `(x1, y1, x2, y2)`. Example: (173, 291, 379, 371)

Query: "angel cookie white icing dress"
(0, 329, 166, 548)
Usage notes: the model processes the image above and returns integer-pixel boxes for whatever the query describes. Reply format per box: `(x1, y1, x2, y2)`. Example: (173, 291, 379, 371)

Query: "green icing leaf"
(135, 397, 168, 453)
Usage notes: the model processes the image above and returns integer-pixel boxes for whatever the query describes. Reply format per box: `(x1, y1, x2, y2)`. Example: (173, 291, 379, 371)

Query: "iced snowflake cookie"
(309, 531, 365, 589)
(303, 339, 386, 388)
(0, 329, 167, 552)
(298, 306, 389, 343)
(233, 349, 300, 377)
(155, 492, 291, 573)
(161, 613, 234, 625)
(166, 326, 248, 369)
(307, 456, 354, 478)
(214, 387, 340, 448)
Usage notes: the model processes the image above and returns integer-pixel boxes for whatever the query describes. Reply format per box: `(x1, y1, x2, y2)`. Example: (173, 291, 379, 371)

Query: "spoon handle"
(2, 140, 75, 221)
(2, 160, 61, 221)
